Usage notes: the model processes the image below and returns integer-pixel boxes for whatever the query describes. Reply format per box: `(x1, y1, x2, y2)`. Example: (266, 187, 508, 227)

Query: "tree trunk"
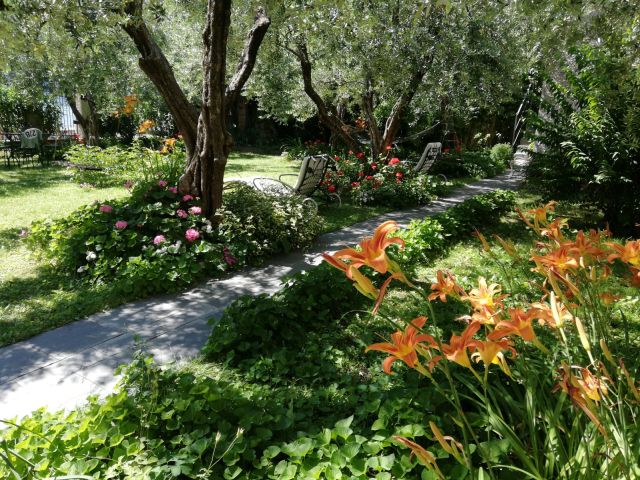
(293, 43, 362, 154)
(121, 1, 270, 224)
(66, 93, 99, 146)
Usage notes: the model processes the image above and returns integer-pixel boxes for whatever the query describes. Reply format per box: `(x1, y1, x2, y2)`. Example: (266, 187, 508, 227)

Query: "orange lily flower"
(540, 217, 568, 242)
(393, 436, 444, 479)
(605, 240, 640, 265)
(429, 269, 465, 302)
(470, 338, 516, 378)
(568, 230, 610, 261)
(365, 317, 435, 374)
(459, 305, 503, 325)
(518, 208, 541, 234)
(530, 244, 579, 275)
(463, 277, 508, 310)
(624, 266, 640, 287)
(552, 361, 608, 436)
(429, 322, 482, 371)
(373, 271, 413, 314)
(599, 292, 624, 308)
(350, 266, 379, 300)
(488, 307, 549, 353)
(525, 201, 558, 224)
(328, 221, 405, 275)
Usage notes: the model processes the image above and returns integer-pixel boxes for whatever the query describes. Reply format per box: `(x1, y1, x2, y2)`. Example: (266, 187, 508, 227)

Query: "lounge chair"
(414, 142, 442, 174)
(251, 154, 341, 213)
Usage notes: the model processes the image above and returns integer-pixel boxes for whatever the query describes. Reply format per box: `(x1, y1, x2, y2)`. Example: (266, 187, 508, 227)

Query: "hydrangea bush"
(28, 178, 324, 295)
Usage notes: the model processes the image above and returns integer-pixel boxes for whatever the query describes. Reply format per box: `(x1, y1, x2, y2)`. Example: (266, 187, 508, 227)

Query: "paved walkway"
(0, 169, 525, 420)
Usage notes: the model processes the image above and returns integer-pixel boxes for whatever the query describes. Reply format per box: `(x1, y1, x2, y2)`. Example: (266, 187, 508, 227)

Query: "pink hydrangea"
(185, 229, 200, 242)
(115, 221, 127, 229)
(153, 235, 165, 245)
(183, 195, 194, 202)
(177, 209, 188, 218)
(189, 206, 202, 215)
(389, 158, 400, 165)
(99, 205, 112, 212)
(124, 181, 134, 188)
(168, 187, 177, 194)
(157, 180, 167, 187)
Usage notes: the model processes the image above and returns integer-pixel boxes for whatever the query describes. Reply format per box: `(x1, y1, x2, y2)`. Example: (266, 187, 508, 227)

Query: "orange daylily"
(329, 221, 405, 276)
(470, 338, 516, 378)
(530, 244, 579, 275)
(488, 307, 549, 353)
(599, 292, 624, 308)
(568, 230, 610, 261)
(525, 201, 558, 224)
(463, 277, 508, 310)
(349, 266, 379, 300)
(429, 322, 483, 371)
(624, 266, 640, 287)
(540, 217, 568, 242)
(393, 437, 444, 479)
(138, 120, 155, 133)
(552, 361, 608, 436)
(605, 240, 640, 265)
(456, 305, 503, 325)
(365, 317, 435, 374)
(160, 137, 177, 154)
(429, 269, 465, 302)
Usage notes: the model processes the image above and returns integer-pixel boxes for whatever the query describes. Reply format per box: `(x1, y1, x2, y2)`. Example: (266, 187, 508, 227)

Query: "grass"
(223, 152, 300, 179)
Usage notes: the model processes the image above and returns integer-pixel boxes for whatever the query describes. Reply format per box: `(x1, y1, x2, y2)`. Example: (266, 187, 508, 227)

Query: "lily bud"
(600, 339, 615, 364)
(575, 318, 591, 352)
(550, 292, 564, 328)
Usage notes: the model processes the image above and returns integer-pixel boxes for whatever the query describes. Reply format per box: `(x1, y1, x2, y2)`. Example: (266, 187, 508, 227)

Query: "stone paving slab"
(0, 169, 524, 421)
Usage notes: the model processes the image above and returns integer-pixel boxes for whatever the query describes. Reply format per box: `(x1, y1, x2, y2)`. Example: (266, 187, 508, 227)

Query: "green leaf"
(264, 446, 281, 459)
(335, 415, 354, 428)
(376, 473, 391, 480)
(333, 427, 352, 440)
(339, 442, 360, 459)
(223, 465, 242, 480)
(325, 465, 342, 480)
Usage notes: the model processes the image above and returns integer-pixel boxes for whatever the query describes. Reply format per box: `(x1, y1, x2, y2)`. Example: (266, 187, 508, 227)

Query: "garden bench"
(248, 154, 340, 213)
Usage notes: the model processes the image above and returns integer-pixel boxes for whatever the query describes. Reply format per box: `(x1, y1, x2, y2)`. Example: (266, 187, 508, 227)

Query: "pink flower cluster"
(183, 195, 194, 202)
(223, 245, 236, 266)
(168, 187, 177, 194)
(177, 209, 188, 218)
(389, 158, 400, 165)
(189, 206, 202, 215)
(99, 205, 112, 212)
(115, 221, 127, 229)
(158, 180, 167, 187)
(156, 172, 163, 176)
(153, 235, 165, 245)
(185, 229, 200, 242)
(124, 181, 134, 188)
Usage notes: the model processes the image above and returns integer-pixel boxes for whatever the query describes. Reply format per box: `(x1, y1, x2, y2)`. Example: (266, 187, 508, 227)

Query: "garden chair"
(251, 154, 341, 214)
(19, 128, 44, 167)
(413, 141, 448, 183)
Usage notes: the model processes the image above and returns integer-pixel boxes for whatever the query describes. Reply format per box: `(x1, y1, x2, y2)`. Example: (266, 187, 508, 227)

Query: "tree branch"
(120, 0, 199, 157)
(394, 121, 441, 143)
(225, 8, 271, 115)
(65, 94, 86, 127)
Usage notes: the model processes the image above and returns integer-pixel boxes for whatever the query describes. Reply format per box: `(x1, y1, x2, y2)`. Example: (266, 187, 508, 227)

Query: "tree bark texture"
(121, 0, 270, 223)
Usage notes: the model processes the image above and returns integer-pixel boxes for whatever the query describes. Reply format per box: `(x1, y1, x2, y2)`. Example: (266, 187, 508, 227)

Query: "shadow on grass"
(0, 263, 132, 348)
(0, 227, 23, 251)
(0, 165, 76, 197)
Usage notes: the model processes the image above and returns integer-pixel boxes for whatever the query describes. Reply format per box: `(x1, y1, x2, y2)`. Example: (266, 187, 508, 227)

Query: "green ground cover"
(5, 189, 638, 479)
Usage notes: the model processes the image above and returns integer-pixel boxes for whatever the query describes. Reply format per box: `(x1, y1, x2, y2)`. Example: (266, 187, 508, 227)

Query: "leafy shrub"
(431, 149, 507, 179)
(221, 183, 324, 259)
(65, 140, 185, 188)
(525, 45, 640, 234)
(27, 179, 324, 295)
(490, 143, 513, 167)
(396, 189, 516, 264)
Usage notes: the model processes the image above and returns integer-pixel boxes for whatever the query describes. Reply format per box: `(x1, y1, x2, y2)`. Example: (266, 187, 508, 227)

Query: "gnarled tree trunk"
(66, 92, 100, 146)
(121, 0, 270, 224)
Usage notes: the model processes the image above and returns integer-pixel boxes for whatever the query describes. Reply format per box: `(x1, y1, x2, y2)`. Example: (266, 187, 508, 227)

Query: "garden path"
(0, 164, 527, 420)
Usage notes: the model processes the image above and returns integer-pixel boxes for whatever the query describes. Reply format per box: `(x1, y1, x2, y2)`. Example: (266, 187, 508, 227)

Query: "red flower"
(358, 173, 364, 177)
(456, 140, 460, 144)
(456, 147, 461, 151)
(372, 163, 378, 169)
(366, 175, 373, 180)
(320, 181, 326, 186)
(397, 179, 402, 183)
(351, 182, 360, 188)
(357, 152, 364, 158)
(373, 185, 378, 189)
(325, 173, 332, 178)
(444, 149, 450, 153)
(386, 146, 392, 151)
(328, 185, 336, 192)
(348, 150, 353, 154)
(335, 156, 341, 160)
(338, 170, 344, 176)
(389, 158, 400, 165)
(396, 173, 403, 178)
